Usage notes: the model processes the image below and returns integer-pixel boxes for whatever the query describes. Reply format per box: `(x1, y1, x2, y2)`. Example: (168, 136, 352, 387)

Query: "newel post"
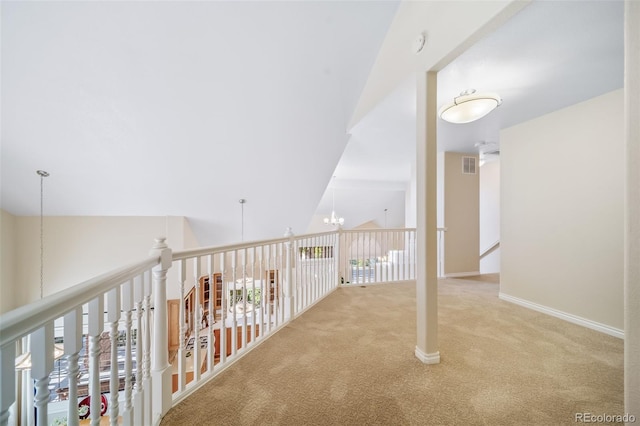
(284, 227, 295, 320)
(149, 237, 173, 422)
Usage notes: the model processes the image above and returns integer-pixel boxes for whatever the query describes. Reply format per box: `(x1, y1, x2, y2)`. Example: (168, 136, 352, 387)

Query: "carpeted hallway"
(161, 276, 624, 425)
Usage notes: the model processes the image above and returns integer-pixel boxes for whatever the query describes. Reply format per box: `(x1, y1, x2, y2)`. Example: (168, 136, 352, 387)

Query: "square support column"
(415, 71, 440, 364)
(624, 0, 640, 420)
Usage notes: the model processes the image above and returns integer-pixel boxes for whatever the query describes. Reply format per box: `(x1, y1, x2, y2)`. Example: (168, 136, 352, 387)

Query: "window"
(298, 246, 334, 259)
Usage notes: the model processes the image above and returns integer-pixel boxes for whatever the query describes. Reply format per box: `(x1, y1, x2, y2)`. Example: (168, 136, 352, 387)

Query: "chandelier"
(323, 177, 344, 226)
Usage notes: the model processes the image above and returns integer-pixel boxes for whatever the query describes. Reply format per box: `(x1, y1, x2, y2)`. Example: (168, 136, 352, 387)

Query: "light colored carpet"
(161, 277, 623, 425)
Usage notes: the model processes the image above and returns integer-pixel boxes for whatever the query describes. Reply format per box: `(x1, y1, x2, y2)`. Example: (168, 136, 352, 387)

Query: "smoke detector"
(413, 32, 427, 54)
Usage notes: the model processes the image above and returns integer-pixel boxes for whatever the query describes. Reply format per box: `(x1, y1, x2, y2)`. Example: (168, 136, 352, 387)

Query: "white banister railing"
(0, 228, 416, 426)
(479, 239, 500, 259)
(338, 229, 417, 285)
(0, 244, 164, 426)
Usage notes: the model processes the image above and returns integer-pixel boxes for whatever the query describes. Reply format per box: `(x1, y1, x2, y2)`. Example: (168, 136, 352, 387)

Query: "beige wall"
(1, 210, 17, 313)
(500, 89, 624, 330)
(442, 152, 480, 275)
(1, 215, 198, 311)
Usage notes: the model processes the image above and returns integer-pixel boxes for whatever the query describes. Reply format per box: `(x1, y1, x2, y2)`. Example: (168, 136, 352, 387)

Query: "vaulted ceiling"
(1, 1, 399, 245)
(328, 0, 623, 228)
(1, 1, 624, 246)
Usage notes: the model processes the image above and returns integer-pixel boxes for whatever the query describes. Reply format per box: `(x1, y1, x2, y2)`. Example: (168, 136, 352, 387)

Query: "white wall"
(1, 215, 197, 310)
(500, 89, 624, 331)
(437, 152, 445, 229)
(405, 163, 417, 228)
(479, 159, 500, 274)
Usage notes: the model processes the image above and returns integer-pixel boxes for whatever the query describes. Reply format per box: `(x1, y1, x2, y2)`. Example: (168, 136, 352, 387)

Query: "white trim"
(443, 271, 481, 278)
(341, 279, 416, 287)
(479, 240, 500, 258)
(498, 292, 624, 339)
(415, 347, 440, 364)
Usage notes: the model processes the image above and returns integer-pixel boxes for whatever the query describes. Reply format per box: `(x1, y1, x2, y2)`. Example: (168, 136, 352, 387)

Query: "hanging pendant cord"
(37, 170, 49, 299)
(239, 199, 246, 242)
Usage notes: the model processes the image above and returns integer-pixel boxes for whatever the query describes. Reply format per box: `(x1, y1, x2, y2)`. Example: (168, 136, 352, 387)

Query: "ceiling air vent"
(462, 156, 477, 174)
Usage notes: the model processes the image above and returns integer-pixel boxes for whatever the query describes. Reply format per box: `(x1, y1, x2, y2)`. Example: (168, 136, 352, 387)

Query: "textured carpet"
(161, 277, 624, 425)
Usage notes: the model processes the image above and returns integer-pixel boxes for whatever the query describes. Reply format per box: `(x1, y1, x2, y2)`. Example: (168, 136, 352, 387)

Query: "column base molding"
(415, 347, 440, 364)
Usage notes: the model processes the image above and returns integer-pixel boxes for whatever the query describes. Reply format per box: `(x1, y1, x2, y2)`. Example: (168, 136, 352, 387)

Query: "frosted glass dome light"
(439, 89, 502, 124)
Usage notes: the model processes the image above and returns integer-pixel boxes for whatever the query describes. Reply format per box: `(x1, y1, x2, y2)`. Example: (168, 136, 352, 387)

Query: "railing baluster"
(133, 274, 144, 426)
(250, 247, 257, 342)
(219, 252, 227, 365)
(402, 230, 407, 280)
(32, 324, 53, 426)
(143, 270, 152, 425)
(310, 237, 315, 300)
(231, 251, 238, 356)
(264, 247, 271, 334)
(107, 287, 121, 426)
(367, 231, 371, 283)
(88, 296, 104, 426)
(192, 256, 201, 383)
(320, 234, 325, 293)
(257, 246, 264, 337)
(308, 237, 318, 300)
(296, 239, 302, 310)
(122, 279, 134, 426)
(241, 248, 247, 351)
(284, 229, 293, 321)
(326, 233, 330, 291)
(64, 307, 83, 426)
(206, 255, 214, 373)
(278, 243, 284, 325)
(384, 230, 389, 281)
(177, 260, 186, 392)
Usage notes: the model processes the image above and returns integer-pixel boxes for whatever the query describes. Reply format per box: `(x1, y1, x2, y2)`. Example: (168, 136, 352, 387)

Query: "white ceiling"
(436, 0, 623, 154)
(0, 1, 399, 245)
(318, 0, 623, 229)
(1, 1, 625, 245)
(338, 0, 624, 191)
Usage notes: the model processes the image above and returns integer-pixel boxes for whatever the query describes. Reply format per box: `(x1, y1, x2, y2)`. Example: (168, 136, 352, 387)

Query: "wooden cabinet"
(198, 273, 223, 323)
(169, 273, 224, 352)
(213, 325, 260, 360)
(184, 287, 195, 334)
(265, 270, 279, 302)
(167, 299, 180, 351)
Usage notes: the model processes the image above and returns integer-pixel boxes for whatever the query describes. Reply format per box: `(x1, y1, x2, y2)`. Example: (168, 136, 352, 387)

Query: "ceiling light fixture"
(438, 89, 502, 124)
(323, 177, 344, 227)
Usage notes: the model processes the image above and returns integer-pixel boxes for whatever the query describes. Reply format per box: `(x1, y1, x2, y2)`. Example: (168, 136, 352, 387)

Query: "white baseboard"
(498, 292, 624, 339)
(443, 271, 481, 278)
(415, 347, 440, 364)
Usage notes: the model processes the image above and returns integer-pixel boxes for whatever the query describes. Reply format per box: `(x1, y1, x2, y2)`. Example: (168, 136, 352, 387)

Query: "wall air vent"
(462, 156, 477, 174)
